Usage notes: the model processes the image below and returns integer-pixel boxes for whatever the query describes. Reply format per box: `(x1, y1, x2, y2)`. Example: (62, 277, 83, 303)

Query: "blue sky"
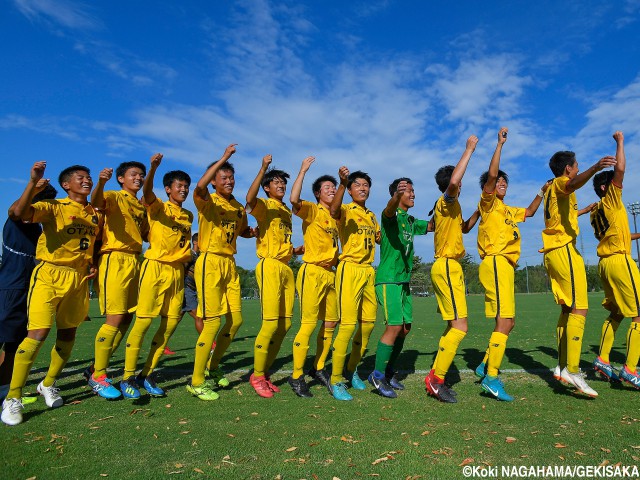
(2, 0, 640, 268)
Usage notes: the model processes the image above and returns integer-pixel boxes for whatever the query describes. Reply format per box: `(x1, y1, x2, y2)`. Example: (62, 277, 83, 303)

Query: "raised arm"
(524, 180, 552, 217)
(462, 209, 480, 233)
(383, 181, 408, 218)
(632, 233, 640, 241)
(446, 135, 479, 198)
(290, 156, 315, 214)
(329, 166, 349, 219)
(91, 168, 113, 209)
(8, 161, 48, 221)
(612, 131, 625, 187)
(578, 203, 597, 217)
(195, 144, 237, 200)
(484, 128, 508, 193)
(143, 153, 163, 206)
(246, 154, 272, 211)
(567, 156, 617, 193)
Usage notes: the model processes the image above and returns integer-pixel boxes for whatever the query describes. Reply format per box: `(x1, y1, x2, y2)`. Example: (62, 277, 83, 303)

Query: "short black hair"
(115, 161, 146, 186)
(206, 161, 236, 176)
(192, 232, 199, 242)
(32, 184, 58, 203)
(479, 170, 509, 190)
(435, 165, 454, 193)
(261, 168, 289, 189)
(592, 171, 614, 198)
(347, 171, 371, 189)
(388, 177, 412, 196)
(163, 170, 191, 194)
(58, 165, 90, 190)
(311, 175, 337, 200)
(549, 151, 576, 177)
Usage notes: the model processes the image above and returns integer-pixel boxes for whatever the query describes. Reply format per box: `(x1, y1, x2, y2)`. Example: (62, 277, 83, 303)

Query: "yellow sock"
(330, 323, 355, 384)
(625, 321, 640, 372)
(111, 320, 130, 355)
(253, 319, 278, 377)
(192, 316, 220, 386)
(556, 312, 569, 368)
(481, 348, 489, 365)
(433, 328, 466, 378)
(123, 316, 153, 378)
(208, 311, 243, 371)
(314, 324, 335, 371)
(487, 332, 509, 377)
(566, 313, 586, 373)
(292, 322, 317, 379)
(598, 317, 620, 363)
(43, 338, 75, 387)
(140, 316, 181, 377)
(265, 317, 291, 372)
(94, 324, 119, 377)
(7, 337, 42, 399)
(346, 321, 375, 373)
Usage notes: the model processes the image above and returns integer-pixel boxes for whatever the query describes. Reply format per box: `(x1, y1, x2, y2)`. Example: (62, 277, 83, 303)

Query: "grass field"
(2, 293, 639, 479)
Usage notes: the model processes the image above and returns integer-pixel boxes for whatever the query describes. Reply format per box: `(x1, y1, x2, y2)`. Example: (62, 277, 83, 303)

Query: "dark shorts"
(182, 285, 198, 314)
(0, 289, 29, 343)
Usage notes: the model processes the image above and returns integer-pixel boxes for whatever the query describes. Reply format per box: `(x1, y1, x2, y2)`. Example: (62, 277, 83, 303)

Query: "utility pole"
(525, 261, 530, 294)
(629, 202, 640, 268)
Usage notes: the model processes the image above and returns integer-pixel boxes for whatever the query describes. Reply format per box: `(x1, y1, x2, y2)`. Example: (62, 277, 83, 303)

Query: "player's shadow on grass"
(504, 346, 578, 397)
(587, 343, 626, 365)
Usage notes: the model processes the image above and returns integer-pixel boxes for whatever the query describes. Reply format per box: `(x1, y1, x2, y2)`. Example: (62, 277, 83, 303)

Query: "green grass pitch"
(1, 293, 639, 479)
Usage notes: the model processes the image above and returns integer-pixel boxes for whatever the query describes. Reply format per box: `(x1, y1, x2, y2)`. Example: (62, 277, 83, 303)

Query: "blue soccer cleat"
(139, 373, 165, 397)
(475, 362, 487, 379)
(331, 382, 353, 401)
(481, 375, 514, 402)
(345, 369, 366, 391)
(385, 370, 405, 390)
(120, 377, 141, 399)
(593, 356, 620, 382)
(89, 374, 122, 399)
(620, 366, 640, 390)
(368, 371, 397, 398)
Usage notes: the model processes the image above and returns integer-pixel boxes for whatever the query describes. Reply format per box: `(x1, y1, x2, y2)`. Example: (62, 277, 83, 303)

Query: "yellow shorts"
(256, 258, 294, 319)
(136, 259, 184, 319)
(431, 257, 468, 321)
(543, 243, 588, 310)
(479, 255, 516, 319)
(335, 261, 377, 325)
(96, 251, 140, 315)
(599, 253, 640, 318)
(296, 263, 338, 324)
(195, 253, 241, 319)
(27, 262, 89, 330)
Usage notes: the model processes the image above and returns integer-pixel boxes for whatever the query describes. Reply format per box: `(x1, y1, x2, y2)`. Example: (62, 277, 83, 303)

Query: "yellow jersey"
(296, 201, 339, 268)
(433, 195, 465, 259)
(99, 190, 148, 254)
(249, 197, 293, 262)
(540, 176, 578, 253)
(590, 182, 631, 257)
(337, 202, 379, 265)
(31, 197, 102, 271)
(144, 199, 193, 264)
(477, 191, 526, 265)
(195, 192, 248, 255)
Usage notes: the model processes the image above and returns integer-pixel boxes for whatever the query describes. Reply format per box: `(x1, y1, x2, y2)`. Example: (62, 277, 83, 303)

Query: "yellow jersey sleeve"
(195, 192, 248, 256)
(250, 197, 293, 262)
(590, 182, 631, 257)
(540, 176, 578, 253)
(477, 191, 526, 265)
(144, 199, 193, 263)
(32, 198, 102, 271)
(297, 200, 339, 268)
(337, 202, 378, 264)
(99, 190, 147, 254)
(433, 195, 465, 259)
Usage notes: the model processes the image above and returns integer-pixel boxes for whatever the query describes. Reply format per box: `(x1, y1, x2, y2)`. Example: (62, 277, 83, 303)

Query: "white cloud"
(13, 0, 100, 30)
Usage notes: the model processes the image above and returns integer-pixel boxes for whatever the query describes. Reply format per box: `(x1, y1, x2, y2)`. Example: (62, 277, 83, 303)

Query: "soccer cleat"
(265, 375, 280, 393)
(21, 395, 38, 405)
(88, 374, 122, 399)
(425, 370, 457, 403)
(559, 367, 598, 397)
(163, 346, 176, 355)
(345, 369, 366, 391)
(444, 381, 458, 397)
(37, 381, 63, 408)
(481, 375, 514, 402)
(186, 383, 220, 401)
(120, 377, 141, 399)
(82, 365, 95, 381)
(368, 371, 397, 398)
(250, 373, 274, 398)
(139, 373, 165, 397)
(553, 365, 562, 381)
(619, 366, 640, 390)
(1, 398, 23, 426)
(385, 370, 405, 390)
(331, 382, 353, 401)
(207, 367, 230, 388)
(308, 368, 332, 394)
(474, 362, 487, 379)
(288, 376, 313, 398)
(593, 356, 620, 382)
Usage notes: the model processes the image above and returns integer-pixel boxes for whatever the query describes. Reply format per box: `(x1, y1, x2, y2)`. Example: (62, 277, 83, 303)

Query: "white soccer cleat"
(560, 367, 598, 397)
(37, 381, 64, 408)
(553, 365, 561, 380)
(1, 398, 24, 426)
